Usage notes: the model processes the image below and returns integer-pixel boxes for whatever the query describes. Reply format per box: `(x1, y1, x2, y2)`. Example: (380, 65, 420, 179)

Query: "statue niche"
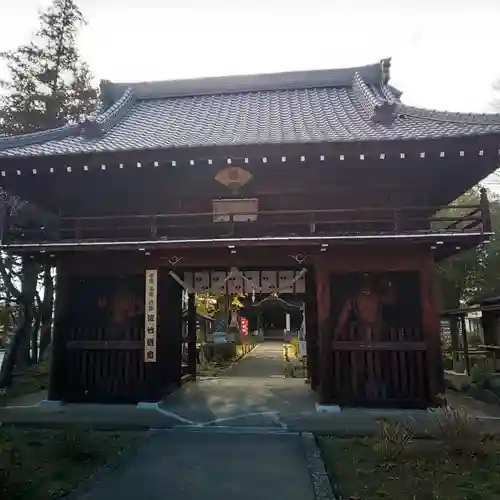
(335, 273, 397, 341)
(97, 280, 144, 339)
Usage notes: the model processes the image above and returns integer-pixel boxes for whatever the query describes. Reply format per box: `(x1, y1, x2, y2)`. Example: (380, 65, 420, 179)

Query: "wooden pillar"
(316, 260, 333, 405)
(460, 314, 470, 375)
(449, 315, 461, 371)
(419, 252, 445, 403)
(48, 260, 68, 401)
(481, 311, 496, 345)
(157, 269, 183, 391)
(305, 265, 319, 390)
(0, 201, 11, 245)
(480, 187, 492, 234)
(187, 293, 197, 378)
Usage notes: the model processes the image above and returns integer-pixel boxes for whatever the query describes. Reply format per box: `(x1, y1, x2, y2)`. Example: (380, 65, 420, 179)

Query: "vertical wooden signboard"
(145, 269, 158, 362)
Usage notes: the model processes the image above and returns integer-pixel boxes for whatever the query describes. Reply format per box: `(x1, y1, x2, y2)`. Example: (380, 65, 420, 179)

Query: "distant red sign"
(241, 317, 248, 336)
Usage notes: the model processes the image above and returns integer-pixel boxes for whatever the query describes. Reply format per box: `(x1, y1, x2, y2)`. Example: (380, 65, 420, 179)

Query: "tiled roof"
(1, 58, 500, 158)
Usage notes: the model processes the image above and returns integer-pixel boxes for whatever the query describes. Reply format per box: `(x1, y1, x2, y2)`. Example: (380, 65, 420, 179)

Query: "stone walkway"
(75, 430, 316, 500)
(3, 342, 500, 437)
(161, 341, 316, 428)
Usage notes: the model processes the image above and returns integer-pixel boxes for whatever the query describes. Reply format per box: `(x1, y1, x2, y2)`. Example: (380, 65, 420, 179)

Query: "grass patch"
(0, 425, 143, 499)
(318, 413, 500, 499)
(0, 361, 50, 406)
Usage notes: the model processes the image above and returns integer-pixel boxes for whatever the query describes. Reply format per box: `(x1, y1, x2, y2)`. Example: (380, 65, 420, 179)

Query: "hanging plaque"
(144, 269, 158, 363)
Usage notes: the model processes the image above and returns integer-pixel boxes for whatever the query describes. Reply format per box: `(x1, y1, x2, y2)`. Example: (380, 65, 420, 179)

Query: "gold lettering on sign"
(144, 269, 158, 363)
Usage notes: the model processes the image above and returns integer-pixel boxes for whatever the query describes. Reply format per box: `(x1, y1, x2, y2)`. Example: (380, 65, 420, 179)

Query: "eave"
(0, 134, 498, 216)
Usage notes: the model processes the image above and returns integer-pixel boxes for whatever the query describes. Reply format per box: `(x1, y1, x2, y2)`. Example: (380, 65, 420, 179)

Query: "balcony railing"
(6, 202, 491, 244)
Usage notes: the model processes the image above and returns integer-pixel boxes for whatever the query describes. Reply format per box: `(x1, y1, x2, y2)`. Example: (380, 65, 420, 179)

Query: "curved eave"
(1, 132, 499, 169)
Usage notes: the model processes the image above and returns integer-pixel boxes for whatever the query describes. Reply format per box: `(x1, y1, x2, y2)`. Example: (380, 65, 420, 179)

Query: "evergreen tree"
(0, 0, 97, 386)
(0, 0, 97, 135)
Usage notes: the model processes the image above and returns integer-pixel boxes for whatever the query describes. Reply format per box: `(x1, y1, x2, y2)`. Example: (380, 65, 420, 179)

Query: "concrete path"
(161, 341, 317, 428)
(76, 430, 316, 500)
(3, 342, 500, 436)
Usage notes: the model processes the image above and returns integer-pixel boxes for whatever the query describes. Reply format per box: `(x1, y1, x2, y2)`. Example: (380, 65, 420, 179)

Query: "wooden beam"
(65, 340, 143, 350)
(331, 341, 426, 351)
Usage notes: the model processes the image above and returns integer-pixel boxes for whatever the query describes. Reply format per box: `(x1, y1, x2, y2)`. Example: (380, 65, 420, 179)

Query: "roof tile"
(1, 59, 500, 158)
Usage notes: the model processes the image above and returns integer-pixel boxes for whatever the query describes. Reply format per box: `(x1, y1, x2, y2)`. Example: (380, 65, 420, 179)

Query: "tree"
(0, 0, 97, 386)
(0, 0, 97, 135)
(437, 187, 500, 308)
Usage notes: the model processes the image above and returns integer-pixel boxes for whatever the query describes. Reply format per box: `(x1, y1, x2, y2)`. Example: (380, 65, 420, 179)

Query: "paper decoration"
(260, 270, 277, 293)
(173, 269, 303, 293)
(227, 273, 243, 293)
(194, 271, 210, 292)
(294, 270, 306, 294)
(144, 269, 158, 363)
(243, 271, 260, 293)
(211, 271, 227, 292)
(278, 270, 295, 293)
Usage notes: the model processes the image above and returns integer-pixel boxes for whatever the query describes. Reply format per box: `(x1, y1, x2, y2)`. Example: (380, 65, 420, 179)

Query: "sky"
(1, 0, 500, 112)
(1, 0, 500, 186)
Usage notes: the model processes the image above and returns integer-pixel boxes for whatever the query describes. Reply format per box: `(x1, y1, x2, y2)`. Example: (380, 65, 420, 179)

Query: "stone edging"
(301, 432, 339, 500)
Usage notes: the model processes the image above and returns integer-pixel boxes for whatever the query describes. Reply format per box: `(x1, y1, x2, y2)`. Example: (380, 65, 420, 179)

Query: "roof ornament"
(372, 101, 397, 125)
(352, 72, 396, 126)
(380, 58, 391, 86)
(79, 116, 103, 138)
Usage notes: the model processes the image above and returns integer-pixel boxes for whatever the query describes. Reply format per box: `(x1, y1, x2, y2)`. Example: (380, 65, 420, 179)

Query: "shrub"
(461, 381, 471, 393)
(437, 407, 485, 456)
(202, 342, 236, 364)
(490, 377, 500, 398)
(471, 364, 495, 390)
(373, 420, 413, 461)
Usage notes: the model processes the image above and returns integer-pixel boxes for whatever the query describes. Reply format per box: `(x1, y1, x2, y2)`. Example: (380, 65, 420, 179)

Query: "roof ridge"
(101, 60, 386, 100)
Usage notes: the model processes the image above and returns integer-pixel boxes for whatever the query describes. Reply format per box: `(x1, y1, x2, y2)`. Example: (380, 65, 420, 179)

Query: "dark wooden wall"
(2, 156, 440, 221)
(47, 243, 442, 407)
(314, 245, 443, 408)
(48, 256, 183, 404)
